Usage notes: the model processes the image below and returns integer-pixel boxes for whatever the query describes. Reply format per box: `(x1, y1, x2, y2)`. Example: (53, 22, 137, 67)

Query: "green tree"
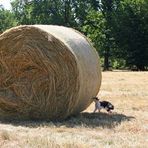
(11, 0, 94, 29)
(83, 10, 116, 70)
(110, 0, 148, 70)
(83, 0, 116, 70)
(0, 5, 17, 33)
(84, 0, 148, 70)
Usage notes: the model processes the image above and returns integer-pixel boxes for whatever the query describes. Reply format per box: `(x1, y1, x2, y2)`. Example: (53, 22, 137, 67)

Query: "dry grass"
(0, 71, 148, 148)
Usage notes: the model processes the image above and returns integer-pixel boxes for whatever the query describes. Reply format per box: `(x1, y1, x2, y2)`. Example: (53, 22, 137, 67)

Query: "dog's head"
(107, 103, 114, 112)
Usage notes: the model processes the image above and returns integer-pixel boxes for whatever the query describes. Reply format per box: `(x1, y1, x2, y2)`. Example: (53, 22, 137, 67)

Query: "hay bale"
(0, 25, 101, 120)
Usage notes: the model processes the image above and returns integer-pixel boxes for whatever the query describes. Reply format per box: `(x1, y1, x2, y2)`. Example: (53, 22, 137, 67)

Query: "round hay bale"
(0, 25, 101, 120)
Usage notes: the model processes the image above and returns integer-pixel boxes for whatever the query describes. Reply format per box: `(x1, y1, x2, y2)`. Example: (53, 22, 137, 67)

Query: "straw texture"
(0, 25, 101, 120)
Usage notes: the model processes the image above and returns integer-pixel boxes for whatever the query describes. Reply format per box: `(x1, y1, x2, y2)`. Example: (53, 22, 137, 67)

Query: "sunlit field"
(0, 72, 148, 148)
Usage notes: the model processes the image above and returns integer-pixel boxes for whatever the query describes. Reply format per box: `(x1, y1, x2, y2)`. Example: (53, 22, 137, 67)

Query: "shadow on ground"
(0, 112, 135, 129)
(67, 112, 135, 128)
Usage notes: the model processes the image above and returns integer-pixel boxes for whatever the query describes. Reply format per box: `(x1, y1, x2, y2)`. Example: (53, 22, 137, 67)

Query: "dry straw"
(0, 25, 101, 120)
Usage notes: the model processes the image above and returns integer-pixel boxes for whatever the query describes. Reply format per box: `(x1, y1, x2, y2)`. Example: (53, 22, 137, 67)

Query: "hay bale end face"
(0, 25, 101, 120)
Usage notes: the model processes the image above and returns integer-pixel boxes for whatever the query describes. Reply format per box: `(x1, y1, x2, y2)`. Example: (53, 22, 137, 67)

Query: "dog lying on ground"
(92, 97, 114, 113)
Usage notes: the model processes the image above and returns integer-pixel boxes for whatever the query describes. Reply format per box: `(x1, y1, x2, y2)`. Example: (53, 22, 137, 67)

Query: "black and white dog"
(92, 97, 114, 113)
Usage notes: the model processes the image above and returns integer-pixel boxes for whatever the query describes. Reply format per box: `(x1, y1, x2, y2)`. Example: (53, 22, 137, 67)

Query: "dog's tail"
(92, 97, 99, 101)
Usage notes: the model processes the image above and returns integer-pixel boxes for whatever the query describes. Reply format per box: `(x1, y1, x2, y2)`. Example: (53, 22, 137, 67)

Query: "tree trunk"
(103, 49, 110, 71)
(136, 65, 145, 71)
(64, 0, 70, 26)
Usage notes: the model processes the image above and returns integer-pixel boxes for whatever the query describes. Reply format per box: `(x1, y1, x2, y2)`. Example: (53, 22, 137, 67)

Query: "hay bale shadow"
(64, 112, 134, 128)
(0, 112, 135, 129)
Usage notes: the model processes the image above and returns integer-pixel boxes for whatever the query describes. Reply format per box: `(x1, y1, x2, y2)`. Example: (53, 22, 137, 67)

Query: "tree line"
(0, 0, 148, 70)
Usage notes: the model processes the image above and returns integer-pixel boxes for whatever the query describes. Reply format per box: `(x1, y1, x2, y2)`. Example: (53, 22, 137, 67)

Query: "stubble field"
(0, 71, 148, 148)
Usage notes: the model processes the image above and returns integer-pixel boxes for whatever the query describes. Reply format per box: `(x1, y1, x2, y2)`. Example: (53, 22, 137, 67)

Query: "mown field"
(0, 72, 148, 148)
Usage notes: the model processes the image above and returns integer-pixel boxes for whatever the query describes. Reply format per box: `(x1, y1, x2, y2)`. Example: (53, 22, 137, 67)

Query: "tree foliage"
(110, 0, 148, 70)
(11, 0, 95, 30)
(83, 0, 116, 70)
(0, 0, 148, 70)
(0, 5, 17, 33)
(84, 0, 148, 70)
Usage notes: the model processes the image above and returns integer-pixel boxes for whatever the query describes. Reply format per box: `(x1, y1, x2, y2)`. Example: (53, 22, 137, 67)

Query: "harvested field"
(0, 71, 148, 148)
